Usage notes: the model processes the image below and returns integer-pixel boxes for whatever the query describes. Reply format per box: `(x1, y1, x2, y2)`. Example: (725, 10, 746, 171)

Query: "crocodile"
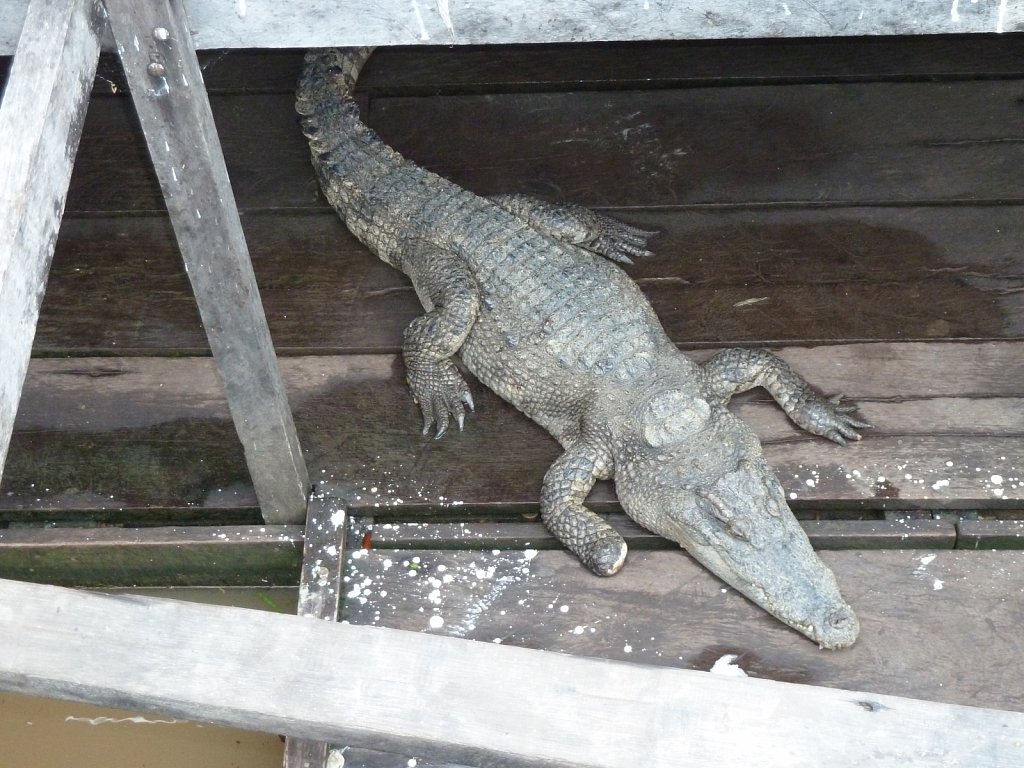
(297, 48, 870, 649)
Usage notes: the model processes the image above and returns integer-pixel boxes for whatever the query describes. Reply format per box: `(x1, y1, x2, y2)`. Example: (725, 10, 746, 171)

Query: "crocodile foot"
(794, 392, 871, 446)
(406, 359, 475, 439)
(584, 212, 658, 265)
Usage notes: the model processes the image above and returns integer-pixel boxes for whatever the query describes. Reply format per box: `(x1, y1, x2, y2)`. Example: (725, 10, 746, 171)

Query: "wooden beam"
(0, 0, 103, 490)
(285, 489, 348, 768)
(3, 0, 1023, 54)
(103, 0, 309, 523)
(0, 525, 303, 586)
(0, 577, 1021, 767)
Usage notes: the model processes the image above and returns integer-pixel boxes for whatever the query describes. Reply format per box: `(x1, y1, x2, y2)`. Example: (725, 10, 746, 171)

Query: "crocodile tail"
(296, 47, 378, 157)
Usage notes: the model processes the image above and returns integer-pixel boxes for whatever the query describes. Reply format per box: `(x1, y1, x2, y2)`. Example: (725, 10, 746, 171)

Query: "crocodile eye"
(640, 390, 711, 449)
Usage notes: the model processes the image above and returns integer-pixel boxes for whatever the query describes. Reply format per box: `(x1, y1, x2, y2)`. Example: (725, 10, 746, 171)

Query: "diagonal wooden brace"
(104, 0, 308, 523)
(0, 0, 104, 486)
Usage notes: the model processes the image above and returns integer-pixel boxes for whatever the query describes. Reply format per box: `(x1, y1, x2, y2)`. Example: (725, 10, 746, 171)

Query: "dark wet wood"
(3, 343, 1021, 517)
(957, 519, 1024, 549)
(9, 36, 1024, 102)
(33, 206, 1024, 355)
(356, 516, 958, 551)
(0, 525, 303, 586)
(59, 78, 1024, 215)
(341, 548, 1024, 712)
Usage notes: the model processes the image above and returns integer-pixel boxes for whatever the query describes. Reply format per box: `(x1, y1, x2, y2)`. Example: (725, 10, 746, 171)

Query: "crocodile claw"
(408, 359, 473, 440)
(807, 393, 872, 445)
(589, 214, 658, 264)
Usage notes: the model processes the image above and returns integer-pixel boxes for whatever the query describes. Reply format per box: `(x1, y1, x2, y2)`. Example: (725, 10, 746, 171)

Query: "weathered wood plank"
(285, 489, 348, 768)
(3, 342, 1022, 515)
(359, 517, 958, 551)
(33, 206, 1024, 355)
(12, 36, 1024, 103)
(957, 519, 1024, 549)
(105, 0, 308, 523)
(0, 576, 1022, 768)
(0, 0, 102, 487)
(341, 549, 1024, 713)
(5, 0, 1024, 55)
(0, 525, 303, 586)
(0, 517, 961, 587)
(61, 81, 1024, 213)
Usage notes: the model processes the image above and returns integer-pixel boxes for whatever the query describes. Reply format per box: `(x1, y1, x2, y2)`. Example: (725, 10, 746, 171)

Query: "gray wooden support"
(103, 0, 309, 524)
(0, 576, 1022, 767)
(284, 488, 348, 768)
(0, 0, 103, 491)
(3, 0, 1022, 53)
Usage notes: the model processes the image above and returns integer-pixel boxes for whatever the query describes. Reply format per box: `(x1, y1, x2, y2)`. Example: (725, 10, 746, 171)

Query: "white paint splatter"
(428, 615, 444, 629)
(919, 554, 937, 566)
(710, 654, 748, 677)
(410, 0, 430, 40)
(933, 578, 944, 591)
(330, 509, 346, 528)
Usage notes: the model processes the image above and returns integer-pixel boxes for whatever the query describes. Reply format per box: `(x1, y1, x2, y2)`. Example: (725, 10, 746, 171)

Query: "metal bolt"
(152, 26, 169, 41)
(147, 60, 166, 77)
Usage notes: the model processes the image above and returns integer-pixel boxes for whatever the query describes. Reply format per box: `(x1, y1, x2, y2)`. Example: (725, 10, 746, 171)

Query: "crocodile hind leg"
(490, 193, 656, 264)
(542, 441, 627, 576)
(701, 348, 871, 445)
(400, 242, 479, 438)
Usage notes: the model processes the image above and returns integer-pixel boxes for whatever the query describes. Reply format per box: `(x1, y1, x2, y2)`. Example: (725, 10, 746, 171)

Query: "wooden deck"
(2, 36, 1024, 764)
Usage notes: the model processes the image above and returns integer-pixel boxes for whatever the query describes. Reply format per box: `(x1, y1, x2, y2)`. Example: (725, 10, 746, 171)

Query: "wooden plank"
(0, 0, 102, 488)
(284, 489, 348, 768)
(60, 81, 1024, 213)
(957, 519, 1024, 549)
(0, 525, 303, 586)
(3, 342, 1022, 515)
(365, 82, 1024, 207)
(360, 517, 958, 551)
(33, 206, 1024, 354)
(12, 36, 1024, 105)
(340, 549, 1024, 713)
(0, 577, 1022, 768)
(0, 517, 960, 588)
(5, 0, 1024, 55)
(104, 0, 308, 524)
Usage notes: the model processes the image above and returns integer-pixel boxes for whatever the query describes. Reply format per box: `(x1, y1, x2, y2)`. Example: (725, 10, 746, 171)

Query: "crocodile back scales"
(299, 49, 675, 441)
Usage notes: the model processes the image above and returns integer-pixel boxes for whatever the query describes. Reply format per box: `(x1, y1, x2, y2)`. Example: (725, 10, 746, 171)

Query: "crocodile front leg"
(702, 348, 870, 445)
(541, 440, 627, 576)
(490, 193, 656, 264)
(400, 242, 479, 438)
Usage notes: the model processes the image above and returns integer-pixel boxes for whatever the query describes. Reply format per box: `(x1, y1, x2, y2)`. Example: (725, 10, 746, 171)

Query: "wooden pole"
(103, 0, 309, 523)
(284, 489, 348, 768)
(0, 0, 103, 487)
(0, 576, 1021, 768)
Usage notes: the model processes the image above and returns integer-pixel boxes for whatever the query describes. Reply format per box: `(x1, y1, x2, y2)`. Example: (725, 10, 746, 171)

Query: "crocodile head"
(613, 389, 859, 649)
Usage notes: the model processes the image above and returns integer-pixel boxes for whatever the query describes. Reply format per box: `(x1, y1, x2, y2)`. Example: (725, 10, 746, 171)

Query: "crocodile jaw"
(617, 460, 860, 650)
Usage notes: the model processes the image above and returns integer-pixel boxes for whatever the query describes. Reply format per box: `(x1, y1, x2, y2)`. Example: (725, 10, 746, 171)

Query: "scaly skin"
(298, 48, 870, 648)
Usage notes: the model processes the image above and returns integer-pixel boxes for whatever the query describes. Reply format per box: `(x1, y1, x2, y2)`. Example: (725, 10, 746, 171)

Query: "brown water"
(0, 587, 299, 768)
